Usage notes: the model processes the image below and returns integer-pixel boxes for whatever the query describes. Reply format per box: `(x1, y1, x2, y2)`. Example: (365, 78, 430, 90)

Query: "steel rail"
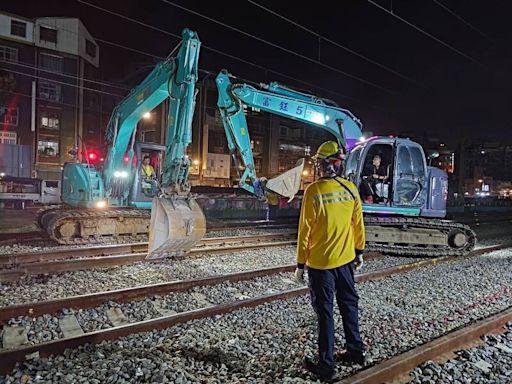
(0, 239, 297, 282)
(0, 264, 295, 321)
(339, 307, 512, 384)
(0, 232, 297, 266)
(0, 243, 509, 375)
(0, 288, 305, 374)
(1, 243, 509, 317)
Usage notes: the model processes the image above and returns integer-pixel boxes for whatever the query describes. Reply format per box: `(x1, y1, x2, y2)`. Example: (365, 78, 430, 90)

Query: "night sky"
(3, 0, 512, 145)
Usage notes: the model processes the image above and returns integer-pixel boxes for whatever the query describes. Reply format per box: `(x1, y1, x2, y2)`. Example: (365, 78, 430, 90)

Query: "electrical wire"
(7, 4, 391, 113)
(367, 0, 483, 66)
(431, 0, 490, 39)
(0, 59, 131, 91)
(77, 0, 395, 94)
(0, 89, 104, 112)
(246, 0, 424, 88)
(72, 2, 382, 106)
(160, 0, 396, 93)
(1, 68, 124, 97)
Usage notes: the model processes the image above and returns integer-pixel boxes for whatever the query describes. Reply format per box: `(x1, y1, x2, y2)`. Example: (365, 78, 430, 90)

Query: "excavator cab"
(344, 137, 444, 217)
(130, 142, 165, 206)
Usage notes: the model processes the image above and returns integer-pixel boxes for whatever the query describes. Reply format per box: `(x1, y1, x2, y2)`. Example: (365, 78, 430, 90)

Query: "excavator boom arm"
(103, 29, 201, 202)
(216, 69, 363, 198)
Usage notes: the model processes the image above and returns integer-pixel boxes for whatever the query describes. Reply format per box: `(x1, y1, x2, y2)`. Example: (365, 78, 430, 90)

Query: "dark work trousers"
(308, 263, 363, 369)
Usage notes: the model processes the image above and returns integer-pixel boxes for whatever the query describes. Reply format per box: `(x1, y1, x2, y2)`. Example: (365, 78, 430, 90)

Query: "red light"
(123, 155, 130, 165)
(86, 151, 100, 164)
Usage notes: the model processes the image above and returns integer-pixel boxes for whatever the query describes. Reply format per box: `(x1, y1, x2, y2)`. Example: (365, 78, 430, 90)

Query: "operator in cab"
(141, 155, 156, 179)
(294, 140, 366, 381)
(141, 155, 158, 196)
(360, 154, 387, 204)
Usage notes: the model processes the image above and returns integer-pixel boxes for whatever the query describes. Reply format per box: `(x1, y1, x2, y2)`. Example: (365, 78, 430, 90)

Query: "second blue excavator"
(216, 69, 476, 257)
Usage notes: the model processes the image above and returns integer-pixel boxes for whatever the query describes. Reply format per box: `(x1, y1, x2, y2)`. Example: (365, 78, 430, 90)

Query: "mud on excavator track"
(37, 195, 207, 255)
(364, 216, 477, 257)
(37, 207, 151, 245)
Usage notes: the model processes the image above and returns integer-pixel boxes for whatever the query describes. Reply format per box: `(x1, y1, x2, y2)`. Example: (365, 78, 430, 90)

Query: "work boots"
(335, 349, 365, 365)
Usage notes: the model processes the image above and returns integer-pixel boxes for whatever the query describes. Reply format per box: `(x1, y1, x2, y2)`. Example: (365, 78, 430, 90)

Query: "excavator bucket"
(265, 158, 305, 202)
(147, 195, 206, 259)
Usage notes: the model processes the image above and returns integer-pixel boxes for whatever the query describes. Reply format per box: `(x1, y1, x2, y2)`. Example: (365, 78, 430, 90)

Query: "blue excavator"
(216, 69, 476, 256)
(38, 29, 205, 257)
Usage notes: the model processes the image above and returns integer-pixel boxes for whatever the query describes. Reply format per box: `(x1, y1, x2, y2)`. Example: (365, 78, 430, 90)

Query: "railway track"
(0, 243, 509, 375)
(340, 307, 512, 384)
(0, 231, 298, 282)
(0, 231, 48, 246)
(0, 222, 297, 247)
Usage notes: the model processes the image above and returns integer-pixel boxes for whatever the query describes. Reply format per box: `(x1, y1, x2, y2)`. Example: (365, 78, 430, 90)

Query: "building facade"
(0, 11, 105, 180)
(0, 11, 354, 188)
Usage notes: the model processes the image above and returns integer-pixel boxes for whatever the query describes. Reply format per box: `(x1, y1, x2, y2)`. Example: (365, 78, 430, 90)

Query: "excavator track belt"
(44, 208, 151, 245)
(364, 216, 476, 257)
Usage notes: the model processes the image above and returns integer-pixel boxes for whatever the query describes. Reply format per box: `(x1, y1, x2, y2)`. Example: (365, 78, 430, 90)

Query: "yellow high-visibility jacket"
(142, 164, 155, 178)
(297, 176, 365, 270)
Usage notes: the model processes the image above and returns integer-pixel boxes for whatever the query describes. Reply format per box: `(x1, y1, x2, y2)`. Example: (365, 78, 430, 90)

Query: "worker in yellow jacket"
(295, 140, 366, 381)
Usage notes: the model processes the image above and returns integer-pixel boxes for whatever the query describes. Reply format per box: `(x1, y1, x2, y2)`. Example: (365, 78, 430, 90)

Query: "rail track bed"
(0, 243, 510, 380)
(0, 231, 298, 282)
(0, 222, 298, 249)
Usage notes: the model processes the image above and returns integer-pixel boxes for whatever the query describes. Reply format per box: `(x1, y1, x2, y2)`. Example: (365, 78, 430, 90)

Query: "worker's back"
(297, 176, 365, 270)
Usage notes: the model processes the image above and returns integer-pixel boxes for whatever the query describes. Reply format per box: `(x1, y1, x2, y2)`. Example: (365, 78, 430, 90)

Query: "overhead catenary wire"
(431, 0, 490, 39)
(11, 2, 390, 113)
(95, 36, 361, 104)
(1, 68, 125, 97)
(78, 0, 394, 94)
(159, 0, 396, 93)
(97, 37, 362, 104)
(74, 1, 381, 106)
(2, 34, 371, 110)
(74, 2, 272, 74)
(0, 89, 103, 111)
(0, 59, 131, 92)
(246, 0, 425, 88)
(367, 0, 483, 66)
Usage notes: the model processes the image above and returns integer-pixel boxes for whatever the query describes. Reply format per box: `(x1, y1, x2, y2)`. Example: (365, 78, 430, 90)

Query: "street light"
(142, 112, 152, 120)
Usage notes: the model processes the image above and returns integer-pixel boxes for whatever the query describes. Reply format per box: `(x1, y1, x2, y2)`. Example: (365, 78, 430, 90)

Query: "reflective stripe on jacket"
(297, 177, 365, 270)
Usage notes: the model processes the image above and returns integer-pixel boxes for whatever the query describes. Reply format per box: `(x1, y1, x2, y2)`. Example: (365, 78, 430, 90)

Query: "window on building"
(0, 45, 18, 62)
(0, 106, 19, 126)
(38, 139, 59, 157)
(40, 53, 63, 73)
(279, 126, 301, 139)
(39, 26, 57, 43)
(40, 112, 60, 130)
(0, 72, 16, 92)
(10, 20, 26, 38)
(85, 39, 97, 58)
(0, 131, 17, 144)
(39, 81, 62, 102)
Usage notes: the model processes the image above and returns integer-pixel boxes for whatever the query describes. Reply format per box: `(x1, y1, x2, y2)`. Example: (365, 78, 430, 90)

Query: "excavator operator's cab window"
(344, 146, 362, 184)
(140, 151, 162, 197)
(359, 144, 392, 204)
(393, 144, 426, 206)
